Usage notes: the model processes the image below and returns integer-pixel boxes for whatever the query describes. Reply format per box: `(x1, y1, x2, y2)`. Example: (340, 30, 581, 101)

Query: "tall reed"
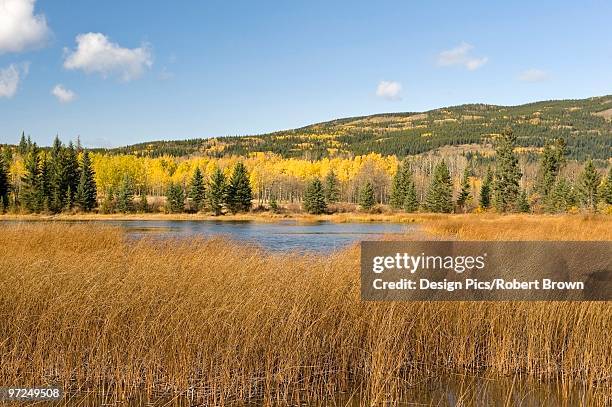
(0, 220, 610, 405)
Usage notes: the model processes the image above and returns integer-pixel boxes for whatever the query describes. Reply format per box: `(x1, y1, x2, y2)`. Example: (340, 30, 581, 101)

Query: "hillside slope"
(106, 95, 612, 161)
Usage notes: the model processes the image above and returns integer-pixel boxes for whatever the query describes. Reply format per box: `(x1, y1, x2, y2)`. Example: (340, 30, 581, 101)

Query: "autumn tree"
(75, 151, 97, 212)
(303, 178, 326, 214)
(577, 159, 600, 211)
(188, 167, 206, 212)
(207, 166, 226, 216)
(492, 127, 522, 212)
(226, 162, 252, 213)
(425, 160, 453, 213)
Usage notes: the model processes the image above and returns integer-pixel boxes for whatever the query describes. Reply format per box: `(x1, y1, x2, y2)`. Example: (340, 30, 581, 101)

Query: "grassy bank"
(0, 221, 610, 405)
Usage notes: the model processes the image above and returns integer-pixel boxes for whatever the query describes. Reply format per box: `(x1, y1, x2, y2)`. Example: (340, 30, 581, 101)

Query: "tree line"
(1, 129, 611, 215)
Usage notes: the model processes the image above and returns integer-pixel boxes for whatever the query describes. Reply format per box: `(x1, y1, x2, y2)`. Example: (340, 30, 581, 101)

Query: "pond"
(106, 219, 413, 252)
(4, 219, 414, 252)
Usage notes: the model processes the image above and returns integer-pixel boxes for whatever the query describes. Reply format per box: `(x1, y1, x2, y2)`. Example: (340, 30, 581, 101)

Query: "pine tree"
(139, 189, 149, 213)
(0, 155, 9, 212)
(425, 160, 453, 213)
(389, 161, 414, 209)
(324, 170, 340, 205)
(359, 181, 376, 210)
(547, 178, 577, 213)
(18, 132, 28, 156)
(64, 141, 80, 208)
(166, 183, 185, 213)
(75, 151, 97, 211)
(492, 127, 522, 212)
(116, 174, 135, 213)
(517, 189, 530, 213)
(535, 138, 566, 198)
(403, 178, 419, 212)
(188, 167, 206, 212)
(600, 167, 612, 205)
(456, 167, 472, 212)
(226, 162, 252, 213)
(21, 146, 42, 212)
(207, 166, 226, 216)
(479, 167, 493, 209)
(577, 159, 601, 211)
(49, 136, 66, 212)
(303, 178, 327, 214)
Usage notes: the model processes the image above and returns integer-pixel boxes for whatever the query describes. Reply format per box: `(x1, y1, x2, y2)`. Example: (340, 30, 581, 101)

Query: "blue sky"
(0, 0, 610, 147)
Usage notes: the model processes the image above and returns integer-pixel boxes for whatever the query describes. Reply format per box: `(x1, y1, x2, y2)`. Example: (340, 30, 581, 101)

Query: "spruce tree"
(517, 189, 530, 213)
(166, 183, 185, 213)
(425, 160, 453, 213)
(21, 146, 42, 212)
(535, 138, 566, 198)
(226, 162, 252, 213)
(139, 189, 149, 213)
(577, 159, 601, 211)
(456, 167, 472, 212)
(492, 127, 522, 212)
(116, 174, 135, 213)
(324, 169, 340, 205)
(75, 151, 97, 212)
(0, 155, 9, 212)
(547, 178, 577, 213)
(359, 181, 376, 210)
(403, 178, 419, 212)
(479, 167, 493, 209)
(207, 166, 226, 216)
(601, 167, 612, 205)
(38, 155, 51, 211)
(64, 141, 80, 208)
(188, 167, 206, 212)
(18, 132, 28, 156)
(389, 162, 414, 209)
(49, 136, 66, 212)
(303, 178, 327, 214)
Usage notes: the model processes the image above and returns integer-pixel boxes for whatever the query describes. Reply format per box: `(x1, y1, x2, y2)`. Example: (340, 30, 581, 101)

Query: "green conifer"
(0, 155, 9, 211)
(425, 160, 453, 213)
(479, 167, 493, 209)
(324, 169, 340, 205)
(600, 167, 612, 205)
(116, 174, 135, 213)
(577, 159, 601, 211)
(75, 151, 97, 211)
(402, 180, 418, 212)
(517, 189, 530, 213)
(188, 167, 206, 212)
(166, 183, 185, 213)
(359, 181, 376, 211)
(492, 127, 522, 212)
(303, 178, 327, 214)
(226, 162, 252, 213)
(456, 167, 472, 212)
(207, 166, 227, 216)
(21, 146, 42, 213)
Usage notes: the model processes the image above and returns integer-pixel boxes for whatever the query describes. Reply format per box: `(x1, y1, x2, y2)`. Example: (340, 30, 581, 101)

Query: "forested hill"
(105, 95, 612, 161)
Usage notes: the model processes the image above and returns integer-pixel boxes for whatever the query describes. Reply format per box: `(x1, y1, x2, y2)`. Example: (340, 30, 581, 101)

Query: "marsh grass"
(0, 218, 610, 405)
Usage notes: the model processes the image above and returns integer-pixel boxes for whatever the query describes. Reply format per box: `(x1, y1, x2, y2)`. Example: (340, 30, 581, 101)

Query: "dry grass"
(0, 220, 611, 405)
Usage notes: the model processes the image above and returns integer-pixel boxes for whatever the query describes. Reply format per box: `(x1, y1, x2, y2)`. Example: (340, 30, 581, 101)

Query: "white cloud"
(51, 84, 76, 103)
(376, 80, 402, 100)
(437, 42, 488, 71)
(0, 62, 28, 98)
(0, 0, 50, 53)
(518, 69, 549, 82)
(63, 33, 152, 81)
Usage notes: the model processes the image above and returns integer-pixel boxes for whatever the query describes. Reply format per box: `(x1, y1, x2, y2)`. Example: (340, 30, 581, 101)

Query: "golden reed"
(0, 217, 610, 405)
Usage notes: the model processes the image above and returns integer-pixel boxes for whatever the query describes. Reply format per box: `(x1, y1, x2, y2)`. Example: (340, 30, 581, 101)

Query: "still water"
(47, 219, 412, 252)
(107, 219, 412, 252)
